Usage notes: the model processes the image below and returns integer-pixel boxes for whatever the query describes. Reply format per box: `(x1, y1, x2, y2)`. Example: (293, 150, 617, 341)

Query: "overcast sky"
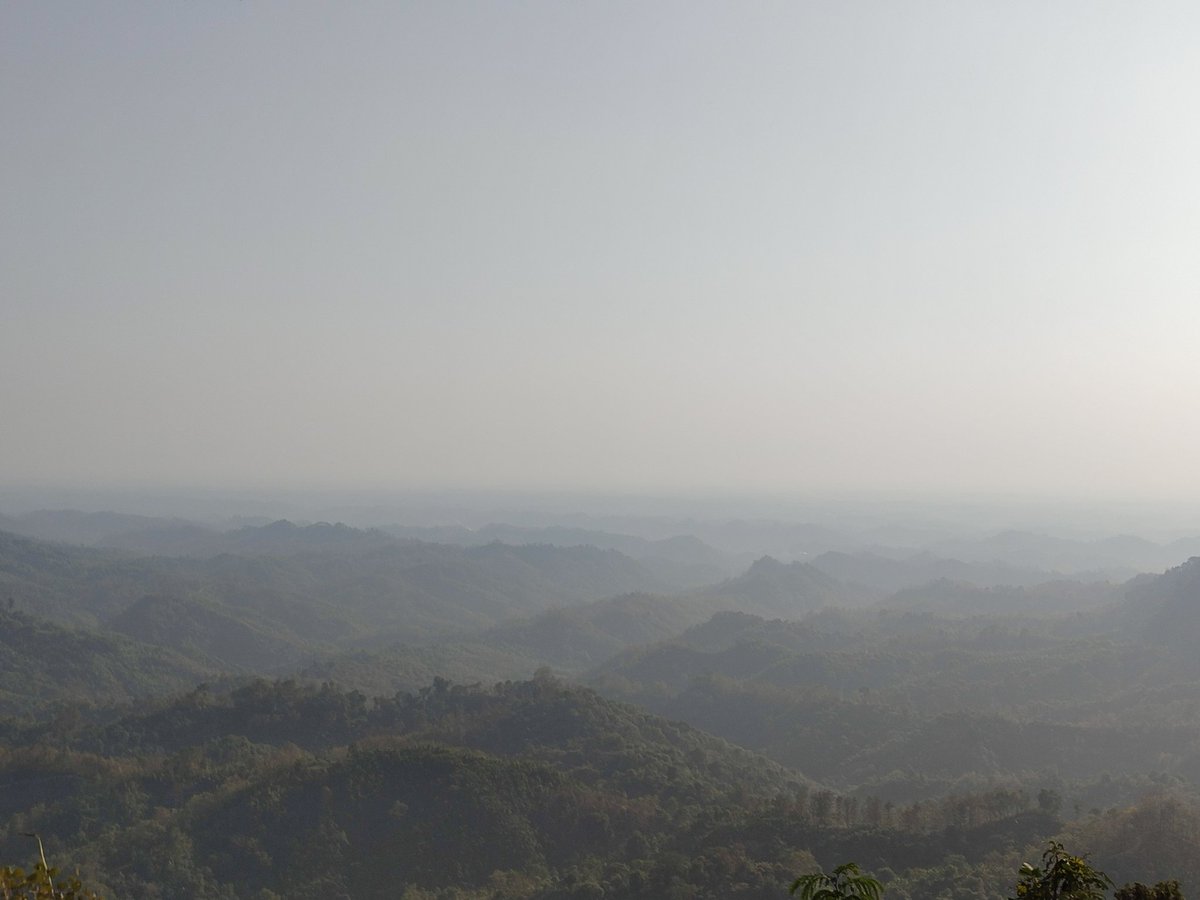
(3, 2, 1199, 500)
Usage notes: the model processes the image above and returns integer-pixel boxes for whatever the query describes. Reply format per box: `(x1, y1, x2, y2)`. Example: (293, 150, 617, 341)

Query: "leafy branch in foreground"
(0, 863, 102, 900)
(1013, 841, 1113, 900)
(1, 833, 102, 900)
(790, 862, 883, 900)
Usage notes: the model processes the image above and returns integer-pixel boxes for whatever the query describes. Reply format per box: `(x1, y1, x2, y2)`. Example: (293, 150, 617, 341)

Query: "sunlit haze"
(4, 3, 1200, 499)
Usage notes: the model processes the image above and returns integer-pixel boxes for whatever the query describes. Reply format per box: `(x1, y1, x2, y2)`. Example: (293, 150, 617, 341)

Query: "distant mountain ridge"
(810, 549, 1106, 592)
(0, 524, 704, 707)
(928, 529, 1200, 576)
(697, 555, 866, 616)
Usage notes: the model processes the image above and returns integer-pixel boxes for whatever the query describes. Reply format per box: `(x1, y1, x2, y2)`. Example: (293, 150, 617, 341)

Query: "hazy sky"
(4, 2, 1200, 499)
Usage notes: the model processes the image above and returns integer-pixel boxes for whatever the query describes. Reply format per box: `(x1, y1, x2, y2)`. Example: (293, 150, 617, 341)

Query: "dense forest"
(2, 510, 1200, 897)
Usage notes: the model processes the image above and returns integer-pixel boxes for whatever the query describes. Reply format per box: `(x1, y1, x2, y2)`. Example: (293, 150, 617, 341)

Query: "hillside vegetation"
(4, 515, 1200, 896)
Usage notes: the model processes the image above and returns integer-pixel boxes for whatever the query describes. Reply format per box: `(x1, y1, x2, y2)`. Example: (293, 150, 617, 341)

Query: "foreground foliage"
(798, 846, 1183, 900)
(791, 862, 883, 900)
(1012, 843, 1112, 900)
(0, 863, 101, 899)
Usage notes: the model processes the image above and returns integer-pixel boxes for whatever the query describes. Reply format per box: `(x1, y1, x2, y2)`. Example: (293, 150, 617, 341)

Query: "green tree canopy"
(1114, 883, 1185, 900)
(790, 862, 884, 900)
(1013, 842, 1113, 900)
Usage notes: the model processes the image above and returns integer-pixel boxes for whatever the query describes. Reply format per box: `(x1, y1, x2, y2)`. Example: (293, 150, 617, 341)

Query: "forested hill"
(1124, 557, 1200, 646)
(0, 677, 825, 898)
(4, 674, 1144, 899)
(586, 597, 1200, 804)
(0, 606, 214, 714)
(64, 676, 808, 798)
